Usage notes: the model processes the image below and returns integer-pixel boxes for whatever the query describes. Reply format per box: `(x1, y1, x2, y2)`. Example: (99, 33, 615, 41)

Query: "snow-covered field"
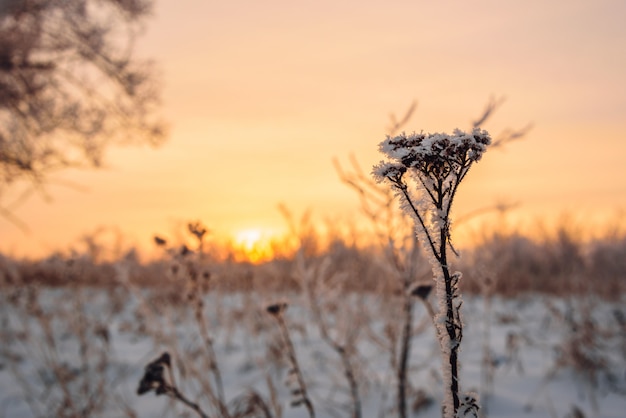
(1, 286, 624, 418)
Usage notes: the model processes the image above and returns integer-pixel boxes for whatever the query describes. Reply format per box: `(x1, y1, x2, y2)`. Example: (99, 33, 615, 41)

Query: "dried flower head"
(411, 283, 433, 300)
(137, 352, 171, 396)
(373, 128, 491, 183)
(188, 221, 209, 240)
(266, 302, 288, 316)
(153, 235, 167, 246)
(179, 244, 192, 257)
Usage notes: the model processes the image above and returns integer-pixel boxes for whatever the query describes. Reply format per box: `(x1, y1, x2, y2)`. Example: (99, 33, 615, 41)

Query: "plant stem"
(440, 225, 460, 417)
(170, 386, 211, 418)
(308, 283, 361, 418)
(276, 314, 315, 418)
(397, 281, 414, 418)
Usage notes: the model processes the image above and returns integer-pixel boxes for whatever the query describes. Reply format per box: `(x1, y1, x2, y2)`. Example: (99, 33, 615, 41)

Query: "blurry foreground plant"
(373, 128, 491, 418)
(138, 352, 210, 418)
(1, 282, 135, 417)
(266, 302, 316, 418)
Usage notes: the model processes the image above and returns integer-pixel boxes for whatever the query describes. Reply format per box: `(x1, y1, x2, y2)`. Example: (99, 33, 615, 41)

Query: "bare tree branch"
(0, 0, 165, 224)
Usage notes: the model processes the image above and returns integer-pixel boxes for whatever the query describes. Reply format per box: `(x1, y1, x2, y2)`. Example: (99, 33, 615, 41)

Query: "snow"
(0, 289, 625, 418)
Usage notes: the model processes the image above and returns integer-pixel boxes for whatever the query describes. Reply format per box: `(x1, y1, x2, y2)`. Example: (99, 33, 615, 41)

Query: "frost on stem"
(372, 128, 491, 418)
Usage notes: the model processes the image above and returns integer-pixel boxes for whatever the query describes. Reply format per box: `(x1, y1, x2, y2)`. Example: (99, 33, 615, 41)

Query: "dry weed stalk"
(266, 302, 315, 418)
(279, 204, 371, 418)
(298, 254, 364, 418)
(335, 152, 431, 418)
(148, 230, 231, 418)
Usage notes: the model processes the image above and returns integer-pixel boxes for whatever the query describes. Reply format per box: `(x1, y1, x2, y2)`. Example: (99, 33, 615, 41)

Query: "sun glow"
(232, 228, 276, 263)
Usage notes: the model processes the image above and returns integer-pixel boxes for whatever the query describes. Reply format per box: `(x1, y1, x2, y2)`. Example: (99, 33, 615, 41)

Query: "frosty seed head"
(372, 161, 407, 183)
(373, 128, 491, 183)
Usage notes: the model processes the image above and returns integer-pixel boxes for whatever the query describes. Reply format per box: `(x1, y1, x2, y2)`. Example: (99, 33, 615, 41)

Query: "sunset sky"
(1, 0, 626, 259)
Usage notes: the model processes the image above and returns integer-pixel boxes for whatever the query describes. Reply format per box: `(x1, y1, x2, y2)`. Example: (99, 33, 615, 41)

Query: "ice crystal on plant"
(372, 161, 406, 182)
(373, 128, 490, 184)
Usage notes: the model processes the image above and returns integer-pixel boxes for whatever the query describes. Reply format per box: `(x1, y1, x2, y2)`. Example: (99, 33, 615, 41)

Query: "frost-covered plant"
(373, 128, 491, 418)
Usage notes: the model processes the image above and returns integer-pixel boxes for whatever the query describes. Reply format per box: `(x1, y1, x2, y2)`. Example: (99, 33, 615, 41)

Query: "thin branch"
(491, 123, 533, 148)
(472, 95, 506, 128)
(0, 205, 30, 233)
(169, 386, 210, 418)
(388, 101, 418, 136)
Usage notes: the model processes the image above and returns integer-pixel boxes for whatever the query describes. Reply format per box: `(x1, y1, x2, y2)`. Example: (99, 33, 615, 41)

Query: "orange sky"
(2, 0, 626, 259)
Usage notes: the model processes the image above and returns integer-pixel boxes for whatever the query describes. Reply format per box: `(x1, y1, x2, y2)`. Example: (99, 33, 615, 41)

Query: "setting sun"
(232, 228, 276, 264)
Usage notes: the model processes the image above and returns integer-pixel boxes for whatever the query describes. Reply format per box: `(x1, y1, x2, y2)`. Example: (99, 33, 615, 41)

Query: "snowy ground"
(1, 287, 624, 418)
